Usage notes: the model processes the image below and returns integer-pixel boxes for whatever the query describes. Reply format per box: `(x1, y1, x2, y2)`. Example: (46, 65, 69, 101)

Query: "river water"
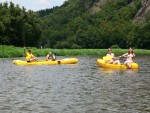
(0, 55, 149, 113)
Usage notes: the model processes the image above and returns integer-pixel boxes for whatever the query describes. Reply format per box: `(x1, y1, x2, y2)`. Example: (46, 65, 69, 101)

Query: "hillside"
(0, 2, 41, 47)
(133, 0, 150, 23)
(91, 0, 150, 23)
(89, 0, 150, 23)
(38, 0, 150, 23)
(37, 0, 150, 49)
(0, 0, 149, 49)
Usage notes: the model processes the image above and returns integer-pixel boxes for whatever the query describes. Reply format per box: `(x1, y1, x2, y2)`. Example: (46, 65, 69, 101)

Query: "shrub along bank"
(0, 45, 150, 58)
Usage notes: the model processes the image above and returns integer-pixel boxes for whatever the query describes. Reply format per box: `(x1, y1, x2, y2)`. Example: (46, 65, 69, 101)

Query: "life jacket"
(26, 52, 34, 61)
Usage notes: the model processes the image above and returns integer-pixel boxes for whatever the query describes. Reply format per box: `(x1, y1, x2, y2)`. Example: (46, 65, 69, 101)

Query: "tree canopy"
(0, 2, 41, 47)
(38, 0, 150, 49)
(0, 0, 150, 49)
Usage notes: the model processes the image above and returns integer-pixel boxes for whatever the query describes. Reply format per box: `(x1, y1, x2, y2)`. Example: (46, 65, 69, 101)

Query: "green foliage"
(111, 45, 121, 49)
(37, 0, 149, 49)
(0, 2, 42, 47)
(1, 0, 149, 49)
(0, 45, 150, 58)
(71, 44, 82, 49)
(145, 13, 150, 22)
(134, 23, 150, 49)
(54, 41, 71, 49)
(0, 45, 23, 57)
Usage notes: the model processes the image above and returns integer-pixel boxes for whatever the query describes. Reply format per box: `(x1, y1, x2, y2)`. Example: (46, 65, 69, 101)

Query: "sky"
(1, 0, 66, 11)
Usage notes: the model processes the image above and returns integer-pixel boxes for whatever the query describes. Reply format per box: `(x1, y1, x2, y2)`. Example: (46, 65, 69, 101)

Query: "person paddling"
(52, 52, 56, 61)
(24, 47, 38, 62)
(120, 47, 135, 68)
(46, 52, 52, 61)
(46, 52, 56, 61)
(106, 48, 120, 64)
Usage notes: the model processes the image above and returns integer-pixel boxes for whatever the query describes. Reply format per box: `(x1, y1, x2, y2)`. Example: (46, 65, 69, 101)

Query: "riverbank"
(0, 45, 150, 58)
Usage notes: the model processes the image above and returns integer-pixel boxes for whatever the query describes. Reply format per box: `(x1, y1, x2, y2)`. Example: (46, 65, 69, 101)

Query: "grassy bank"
(0, 45, 150, 58)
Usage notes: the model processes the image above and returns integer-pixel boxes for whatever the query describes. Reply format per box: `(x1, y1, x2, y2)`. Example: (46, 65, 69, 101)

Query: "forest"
(0, 2, 41, 47)
(0, 0, 150, 49)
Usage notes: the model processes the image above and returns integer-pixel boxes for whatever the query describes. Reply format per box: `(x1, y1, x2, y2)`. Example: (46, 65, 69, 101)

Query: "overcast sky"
(1, 0, 66, 11)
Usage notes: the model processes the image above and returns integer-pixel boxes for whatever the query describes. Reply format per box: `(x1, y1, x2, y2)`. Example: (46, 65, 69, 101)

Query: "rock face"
(89, 0, 108, 13)
(133, 0, 150, 24)
(89, 0, 150, 23)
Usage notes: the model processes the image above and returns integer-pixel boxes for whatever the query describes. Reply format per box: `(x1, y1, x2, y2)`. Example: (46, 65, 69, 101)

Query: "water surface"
(0, 55, 149, 113)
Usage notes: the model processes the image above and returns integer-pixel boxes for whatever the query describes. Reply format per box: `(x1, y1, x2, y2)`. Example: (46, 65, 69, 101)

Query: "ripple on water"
(0, 56, 150, 113)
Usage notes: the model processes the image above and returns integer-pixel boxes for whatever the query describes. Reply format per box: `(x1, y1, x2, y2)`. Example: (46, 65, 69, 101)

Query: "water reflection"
(99, 68, 120, 74)
(99, 67, 139, 76)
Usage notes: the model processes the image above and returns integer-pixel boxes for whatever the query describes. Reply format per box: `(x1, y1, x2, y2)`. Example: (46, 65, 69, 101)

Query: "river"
(0, 55, 149, 113)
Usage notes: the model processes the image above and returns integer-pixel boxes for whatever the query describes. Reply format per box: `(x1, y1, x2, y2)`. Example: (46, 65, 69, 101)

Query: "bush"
(71, 44, 82, 49)
(111, 45, 121, 49)
(54, 41, 71, 49)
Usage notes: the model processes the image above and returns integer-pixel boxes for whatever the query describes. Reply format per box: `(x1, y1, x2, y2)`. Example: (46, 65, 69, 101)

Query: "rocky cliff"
(89, 0, 108, 13)
(133, 0, 150, 23)
(89, 0, 150, 23)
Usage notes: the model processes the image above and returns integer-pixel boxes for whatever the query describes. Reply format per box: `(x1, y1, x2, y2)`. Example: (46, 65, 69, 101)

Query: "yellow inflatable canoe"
(97, 59, 138, 69)
(13, 58, 78, 65)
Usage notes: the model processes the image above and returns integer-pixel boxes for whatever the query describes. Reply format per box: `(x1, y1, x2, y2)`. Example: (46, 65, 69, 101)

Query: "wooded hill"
(0, 2, 41, 47)
(0, 0, 150, 49)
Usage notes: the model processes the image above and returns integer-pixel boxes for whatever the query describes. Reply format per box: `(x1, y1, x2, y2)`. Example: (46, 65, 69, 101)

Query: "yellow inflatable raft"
(13, 58, 78, 65)
(97, 59, 138, 69)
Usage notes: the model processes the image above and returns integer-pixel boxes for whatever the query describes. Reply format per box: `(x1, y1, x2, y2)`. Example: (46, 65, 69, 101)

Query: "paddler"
(24, 47, 38, 62)
(106, 48, 120, 64)
(46, 51, 56, 61)
(120, 47, 135, 68)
